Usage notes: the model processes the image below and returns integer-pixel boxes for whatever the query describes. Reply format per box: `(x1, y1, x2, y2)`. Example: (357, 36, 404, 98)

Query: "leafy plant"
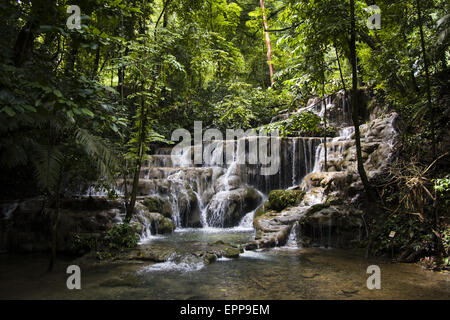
(103, 223, 139, 251)
(261, 111, 329, 138)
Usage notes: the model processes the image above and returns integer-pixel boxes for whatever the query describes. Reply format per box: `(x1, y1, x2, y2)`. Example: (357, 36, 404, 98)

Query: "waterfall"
(313, 126, 355, 173)
(303, 138, 309, 174)
(285, 222, 300, 248)
(342, 92, 347, 123)
(134, 115, 339, 239)
(292, 138, 297, 186)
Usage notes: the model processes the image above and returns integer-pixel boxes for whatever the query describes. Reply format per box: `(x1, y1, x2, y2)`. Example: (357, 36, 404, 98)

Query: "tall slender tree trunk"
(322, 74, 328, 172)
(416, 0, 436, 159)
(335, 45, 347, 93)
(48, 168, 63, 272)
(350, 0, 374, 201)
(125, 93, 149, 223)
(417, 0, 441, 264)
(323, 100, 328, 172)
(13, 22, 36, 67)
(64, 41, 79, 76)
(163, 0, 169, 28)
(260, 0, 274, 86)
(92, 45, 101, 79)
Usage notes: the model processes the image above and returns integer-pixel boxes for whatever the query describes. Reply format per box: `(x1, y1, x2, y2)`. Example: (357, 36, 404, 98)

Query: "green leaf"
(3, 106, 16, 116)
(23, 105, 37, 112)
(81, 108, 94, 117)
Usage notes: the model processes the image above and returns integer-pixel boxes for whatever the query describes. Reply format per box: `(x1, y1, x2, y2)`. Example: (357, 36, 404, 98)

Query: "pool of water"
(0, 229, 449, 300)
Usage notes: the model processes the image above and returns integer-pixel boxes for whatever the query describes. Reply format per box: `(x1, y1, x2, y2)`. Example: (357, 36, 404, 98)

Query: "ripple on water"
(138, 260, 205, 273)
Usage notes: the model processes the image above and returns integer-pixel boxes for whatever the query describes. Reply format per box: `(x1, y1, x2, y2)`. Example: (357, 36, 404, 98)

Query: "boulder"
(267, 189, 305, 211)
(252, 204, 308, 248)
(133, 203, 175, 235)
(298, 204, 364, 248)
(205, 188, 262, 227)
(142, 196, 173, 218)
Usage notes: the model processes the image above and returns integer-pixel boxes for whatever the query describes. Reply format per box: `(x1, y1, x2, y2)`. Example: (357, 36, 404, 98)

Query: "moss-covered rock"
(142, 196, 173, 218)
(156, 217, 175, 234)
(307, 203, 330, 215)
(133, 203, 175, 235)
(254, 200, 270, 219)
(203, 253, 217, 264)
(222, 246, 240, 258)
(267, 190, 305, 211)
(326, 196, 343, 205)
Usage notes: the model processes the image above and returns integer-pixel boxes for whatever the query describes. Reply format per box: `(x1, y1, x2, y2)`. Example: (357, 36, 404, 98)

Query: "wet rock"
(252, 205, 308, 248)
(1, 197, 123, 253)
(207, 242, 242, 259)
(205, 188, 262, 227)
(222, 246, 240, 258)
(203, 253, 217, 264)
(298, 204, 364, 248)
(243, 242, 258, 251)
(119, 247, 171, 262)
(117, 240, 242, 266)
(133, 203, 175, 235)
(267, 190, 305, 211)
(142, 196, 173, 218)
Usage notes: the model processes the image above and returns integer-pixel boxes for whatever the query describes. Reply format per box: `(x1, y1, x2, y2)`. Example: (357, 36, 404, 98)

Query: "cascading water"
(284, 222, 300, 248)
(134, 134, 324, 240)
(313, 126, 355, 173)
(133, 90, 357, 241)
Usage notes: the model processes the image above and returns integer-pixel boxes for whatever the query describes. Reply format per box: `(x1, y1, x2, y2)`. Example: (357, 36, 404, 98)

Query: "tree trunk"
(260, 0, 274, 86)
(92, 45, 101, 79)
(416, 0, 436, 159)
(125, 92, 149, 223)
(64, 41, 79, 76)
(13, 22, 36, 67)
(335, 45, 347, 93)
(125, 157, 142, 223)
(324, 100, 328, 172)
(350, 0, 374, 201)
(322, 76, 328, 172)
(48, 168, 62, 272)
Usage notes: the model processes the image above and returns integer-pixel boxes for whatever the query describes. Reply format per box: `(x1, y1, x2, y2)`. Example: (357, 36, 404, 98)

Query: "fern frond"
(75, 128, 119, 182)
(31, 144, 64, 193)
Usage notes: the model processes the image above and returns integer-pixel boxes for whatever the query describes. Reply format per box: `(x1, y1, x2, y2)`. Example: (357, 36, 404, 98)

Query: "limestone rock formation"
(250, 111, 399, 249)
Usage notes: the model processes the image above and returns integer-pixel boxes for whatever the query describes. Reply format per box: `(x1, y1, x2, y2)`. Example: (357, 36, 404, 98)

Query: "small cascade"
(138, 252, 205, 272)
(313, 126, 355, 173)
(285, 222, 300, 248)
(238, 210, 254, 230)
(292, 138, 297, 186)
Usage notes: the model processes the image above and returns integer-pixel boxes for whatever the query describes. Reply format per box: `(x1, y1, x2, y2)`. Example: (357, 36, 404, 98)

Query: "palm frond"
(75, 128, 119, 182)
(31, 144, 64, 193)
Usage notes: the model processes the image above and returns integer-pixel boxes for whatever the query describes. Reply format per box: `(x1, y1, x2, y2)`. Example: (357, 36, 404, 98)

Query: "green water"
(0, 229, 449, 300)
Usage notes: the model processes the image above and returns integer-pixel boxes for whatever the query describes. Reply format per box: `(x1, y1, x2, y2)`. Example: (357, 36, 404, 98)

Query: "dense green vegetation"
(0, 0, 448, 268)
